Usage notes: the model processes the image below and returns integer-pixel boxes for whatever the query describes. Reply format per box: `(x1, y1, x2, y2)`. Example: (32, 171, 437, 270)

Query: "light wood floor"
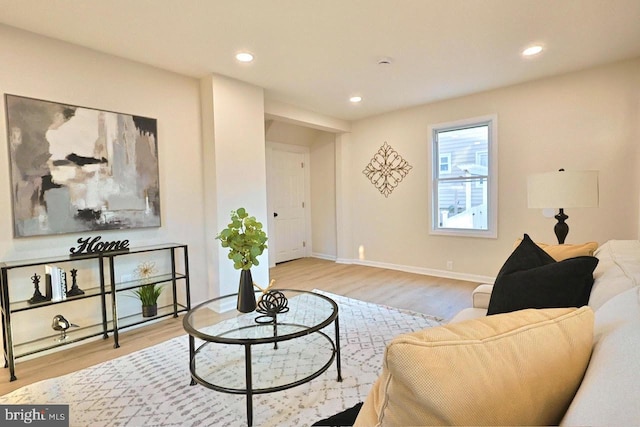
(0, 258, 478, 395)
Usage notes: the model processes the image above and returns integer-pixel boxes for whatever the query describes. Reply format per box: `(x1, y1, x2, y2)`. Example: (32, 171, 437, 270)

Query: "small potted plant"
(216, 207, 268, 312)
(131, 262, 163, 317)
(132, 284, 163, 317)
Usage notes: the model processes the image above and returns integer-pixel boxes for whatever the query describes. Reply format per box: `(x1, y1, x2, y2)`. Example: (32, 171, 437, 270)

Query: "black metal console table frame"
(183, 289, 342, 427)
(0, 243, 191, 381)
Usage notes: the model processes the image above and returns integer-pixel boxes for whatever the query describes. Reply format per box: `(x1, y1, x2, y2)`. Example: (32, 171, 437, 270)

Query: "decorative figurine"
(134, 261, 157, 284)
(28, 273, 48, 304)
(66, 269, 85, 296)
(255, 289, 289, 322)
(51, 314, 78, 342)
(254, 289, 289, 349)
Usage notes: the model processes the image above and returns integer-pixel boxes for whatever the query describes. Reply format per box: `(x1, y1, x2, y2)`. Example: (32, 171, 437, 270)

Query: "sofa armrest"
(472, 284, 494, 309)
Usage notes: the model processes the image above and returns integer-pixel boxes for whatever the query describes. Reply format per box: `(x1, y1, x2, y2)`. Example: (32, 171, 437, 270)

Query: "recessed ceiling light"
(235, 52, 254, 63)
(350, 96, 362, 103)
(522, 45, 543, 57)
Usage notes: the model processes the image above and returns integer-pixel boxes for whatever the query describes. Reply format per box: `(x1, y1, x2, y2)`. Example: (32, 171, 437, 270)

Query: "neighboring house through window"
(474, 150, 488, 188)
(429, 115, 498, 238)
(439, 153, 451, 173)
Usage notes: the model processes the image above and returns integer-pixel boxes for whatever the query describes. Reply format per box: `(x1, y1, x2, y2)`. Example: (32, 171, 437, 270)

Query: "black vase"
(237, 269, 257, 313)
(142, 303, 158, 317)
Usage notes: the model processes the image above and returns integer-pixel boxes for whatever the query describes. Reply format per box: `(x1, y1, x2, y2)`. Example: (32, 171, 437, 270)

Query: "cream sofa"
(451, 239, 640, 426)
(355, 240, 640, 426)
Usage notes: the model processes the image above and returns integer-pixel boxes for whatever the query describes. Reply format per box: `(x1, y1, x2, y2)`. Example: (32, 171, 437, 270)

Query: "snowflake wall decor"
(362, 141, 413, 197)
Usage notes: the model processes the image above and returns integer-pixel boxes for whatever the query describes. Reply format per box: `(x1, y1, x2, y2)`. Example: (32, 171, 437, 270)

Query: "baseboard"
(311, 252, 337, 261)
(339, 258, 495, 284)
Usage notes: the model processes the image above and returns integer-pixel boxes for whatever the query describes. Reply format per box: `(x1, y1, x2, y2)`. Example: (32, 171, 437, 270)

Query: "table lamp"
(527, 169, 599, 244)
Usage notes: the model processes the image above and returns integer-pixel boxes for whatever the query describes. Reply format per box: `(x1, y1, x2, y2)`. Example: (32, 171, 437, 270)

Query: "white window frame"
(429, 114, 498, 238)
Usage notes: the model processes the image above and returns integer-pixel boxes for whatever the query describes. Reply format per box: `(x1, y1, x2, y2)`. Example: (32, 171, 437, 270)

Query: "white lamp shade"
(527, 170, 599, 209)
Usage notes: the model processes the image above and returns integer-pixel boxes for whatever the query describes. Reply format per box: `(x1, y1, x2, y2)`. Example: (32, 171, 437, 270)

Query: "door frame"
(266, 141, 312, 268)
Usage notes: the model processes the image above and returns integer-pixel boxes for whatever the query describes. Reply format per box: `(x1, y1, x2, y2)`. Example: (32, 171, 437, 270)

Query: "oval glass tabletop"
(183, 289, 338, 344)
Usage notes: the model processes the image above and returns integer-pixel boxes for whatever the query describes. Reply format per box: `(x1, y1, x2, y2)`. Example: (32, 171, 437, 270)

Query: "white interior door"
(271, 148, 307, 263)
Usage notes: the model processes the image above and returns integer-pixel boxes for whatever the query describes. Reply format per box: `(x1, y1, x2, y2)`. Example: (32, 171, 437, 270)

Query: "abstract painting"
(5, 95, 161, 237)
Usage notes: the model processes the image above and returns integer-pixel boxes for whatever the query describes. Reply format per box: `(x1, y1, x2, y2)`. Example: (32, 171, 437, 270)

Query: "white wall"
(310, 132, 337, 259)
(0, 25, 207, 341)
(265, 99, 350, 133)
(347, 58, 640, 280)
(201, 75, 268, 298)
(265, 120, 323, 146)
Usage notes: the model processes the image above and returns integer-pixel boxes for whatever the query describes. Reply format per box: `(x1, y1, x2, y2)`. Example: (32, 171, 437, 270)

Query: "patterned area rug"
(0, 291, 442, 426)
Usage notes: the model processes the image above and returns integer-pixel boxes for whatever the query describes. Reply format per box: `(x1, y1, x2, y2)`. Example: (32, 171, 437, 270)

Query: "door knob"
(273, 212, 279, 217)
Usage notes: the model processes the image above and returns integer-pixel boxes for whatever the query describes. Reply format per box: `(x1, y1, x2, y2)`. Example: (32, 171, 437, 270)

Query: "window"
(439, 153, 451, 173)
(429, 115, 497, 238)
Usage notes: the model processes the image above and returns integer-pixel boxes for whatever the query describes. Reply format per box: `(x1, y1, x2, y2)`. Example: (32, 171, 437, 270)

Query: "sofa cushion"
(561, 286, 640, 426)
(448, 307, 487, 323)
(313, 402, 363, 426)
(487, 234, 598, 315)
(514, 238, 598, 261)
(588, 240, 640, 310)
(503, 233, 556, 271)
(472, 283, 494, 309)
(354, 307, 594, 427)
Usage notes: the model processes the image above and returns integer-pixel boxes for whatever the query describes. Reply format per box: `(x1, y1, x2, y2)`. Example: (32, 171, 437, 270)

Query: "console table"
(0, 243, 191, 381)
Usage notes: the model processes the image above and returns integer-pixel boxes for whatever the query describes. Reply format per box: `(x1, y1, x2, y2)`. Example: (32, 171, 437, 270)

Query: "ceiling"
(1, 0, 640, 121)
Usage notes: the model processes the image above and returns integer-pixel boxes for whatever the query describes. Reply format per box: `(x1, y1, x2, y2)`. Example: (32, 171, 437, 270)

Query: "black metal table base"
(187, 317, 342, 427)
(184, 290, 341, 427)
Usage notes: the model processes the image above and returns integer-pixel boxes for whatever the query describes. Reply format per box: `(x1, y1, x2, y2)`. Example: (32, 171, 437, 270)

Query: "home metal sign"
(69, 235, 130, 257)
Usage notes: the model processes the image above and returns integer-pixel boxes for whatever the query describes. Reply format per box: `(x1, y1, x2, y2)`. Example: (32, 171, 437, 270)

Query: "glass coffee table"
(183, 289, 342, 426)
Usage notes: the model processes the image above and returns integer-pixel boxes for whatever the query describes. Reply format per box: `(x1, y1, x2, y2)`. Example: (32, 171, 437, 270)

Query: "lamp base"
(554, 209, 569, 244)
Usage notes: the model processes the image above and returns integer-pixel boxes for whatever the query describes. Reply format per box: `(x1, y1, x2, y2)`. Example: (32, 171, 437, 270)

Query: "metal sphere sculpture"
(255, 290, 289, 324)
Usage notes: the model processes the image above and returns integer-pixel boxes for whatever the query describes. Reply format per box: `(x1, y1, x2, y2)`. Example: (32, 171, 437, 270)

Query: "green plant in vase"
(131, 262, 163, 317)
(132, 284, 163, 317)
(216, 207, 268, 312)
